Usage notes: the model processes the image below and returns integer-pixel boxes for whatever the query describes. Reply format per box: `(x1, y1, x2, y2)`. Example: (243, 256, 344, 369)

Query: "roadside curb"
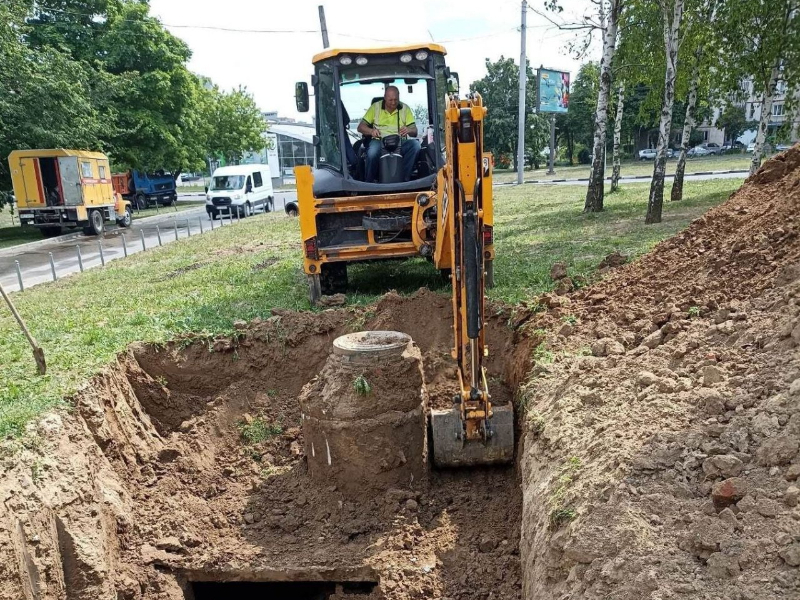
(493, 169, 748, 187)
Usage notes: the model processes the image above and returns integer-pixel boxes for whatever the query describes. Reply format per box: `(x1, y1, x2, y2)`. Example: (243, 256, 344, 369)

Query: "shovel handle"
(0, 282, 45, 374)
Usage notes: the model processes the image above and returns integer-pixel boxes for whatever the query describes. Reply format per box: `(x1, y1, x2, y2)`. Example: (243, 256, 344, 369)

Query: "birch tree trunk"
(584, 0, 622, 213)
(750, 65, 781, 175)
(610, 81, 625, 192)
(646, 0, 684, 224)
(671, 54, 701, 202)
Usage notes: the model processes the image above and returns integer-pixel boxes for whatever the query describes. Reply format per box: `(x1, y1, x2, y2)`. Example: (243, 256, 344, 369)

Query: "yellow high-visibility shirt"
(362, 101, 415, 137)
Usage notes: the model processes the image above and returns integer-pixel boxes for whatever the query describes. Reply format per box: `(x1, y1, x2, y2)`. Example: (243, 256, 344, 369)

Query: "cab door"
(58, 157, 83, 206)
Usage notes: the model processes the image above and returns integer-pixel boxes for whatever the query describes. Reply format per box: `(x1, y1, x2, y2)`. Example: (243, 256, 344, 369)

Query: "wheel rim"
(92, 211, 103, 233)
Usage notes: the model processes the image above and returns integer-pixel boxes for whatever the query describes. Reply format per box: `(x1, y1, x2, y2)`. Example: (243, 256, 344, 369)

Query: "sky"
(148, 0, 599, 122)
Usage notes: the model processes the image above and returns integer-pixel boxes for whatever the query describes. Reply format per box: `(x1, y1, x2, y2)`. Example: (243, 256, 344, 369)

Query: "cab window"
(98, 165, 107, 179)
(80, 161, 93, 178)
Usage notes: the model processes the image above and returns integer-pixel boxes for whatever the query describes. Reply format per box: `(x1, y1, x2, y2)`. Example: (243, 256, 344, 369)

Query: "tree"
(585, 0, 625, 213)
(610, 82, 625, 192)
(470, 57, 544, 171)
(560, 62, 599, 164)
(645, 0, 685, 225)
(717, 0, 800, 175)
(526, 114, 551, 169)
(715, 104, 753, 146)
(207, 86, 267, 165)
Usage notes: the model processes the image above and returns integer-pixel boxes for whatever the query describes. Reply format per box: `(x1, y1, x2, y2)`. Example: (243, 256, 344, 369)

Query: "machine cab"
(296, 44, 457, 197)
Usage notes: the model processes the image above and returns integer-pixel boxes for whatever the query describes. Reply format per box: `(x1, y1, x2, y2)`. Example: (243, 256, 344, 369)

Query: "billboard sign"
(538, 68, 570, 113)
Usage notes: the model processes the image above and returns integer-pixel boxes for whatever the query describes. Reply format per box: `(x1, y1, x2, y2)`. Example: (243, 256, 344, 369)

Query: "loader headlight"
(339, 55, 353, 65)
(399, 53, 412, 63)
(355, 55, 368, 65)
(417, 194, 430, 207)
(415, 50, 428, 61)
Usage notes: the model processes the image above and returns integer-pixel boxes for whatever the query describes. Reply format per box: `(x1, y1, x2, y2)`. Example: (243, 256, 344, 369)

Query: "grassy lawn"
(131, 200, 206, 219)
(493, 154, 753, 184)
(0, 178, 743, 437)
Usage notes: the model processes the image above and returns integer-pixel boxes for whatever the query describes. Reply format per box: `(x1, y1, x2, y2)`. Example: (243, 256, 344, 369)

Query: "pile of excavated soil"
(0, 289, 529, 600)
(517, 146, 800, 599)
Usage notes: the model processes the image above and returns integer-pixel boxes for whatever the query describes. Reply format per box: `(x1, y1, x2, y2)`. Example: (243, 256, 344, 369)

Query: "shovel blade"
(430, 405, 514, 468)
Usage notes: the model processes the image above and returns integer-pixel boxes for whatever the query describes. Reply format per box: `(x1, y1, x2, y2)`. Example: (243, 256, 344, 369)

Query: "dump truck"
(294, 44, 508, 468)
(9, 149, 132, 237)
(111, 170, 178, 209)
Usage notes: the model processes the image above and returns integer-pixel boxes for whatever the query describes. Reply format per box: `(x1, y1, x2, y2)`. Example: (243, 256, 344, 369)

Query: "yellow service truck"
(8, 149, 132, 237)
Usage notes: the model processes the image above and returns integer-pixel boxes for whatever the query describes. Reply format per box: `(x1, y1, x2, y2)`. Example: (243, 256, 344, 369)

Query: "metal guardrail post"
(76, 246, 84, 271)
(99, 242, 105, 266)
(15, 261, 23, 291)
(122, 234, 128, 257)
(228, 208, 234, 225)
(174, 220, 179, 241)
(140, 229, 146, 251)
(198, 216, 204, 234)
(49, 252, 57, 281)
(210, 215, 215, 230)
(187, 220, 192, 237)
(156, 226, 162, 246)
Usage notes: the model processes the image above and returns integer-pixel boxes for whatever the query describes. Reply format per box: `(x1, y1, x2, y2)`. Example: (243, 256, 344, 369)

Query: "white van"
(206, 164, 274, 219)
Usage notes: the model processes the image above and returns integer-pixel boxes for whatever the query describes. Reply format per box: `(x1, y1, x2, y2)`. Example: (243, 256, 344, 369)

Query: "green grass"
(0, 178, 743, 437)
(490, 178, 743, 304)
(493, 154, 751, 184)
(238, 417, 283, 445)
(131, 201, 206, 219)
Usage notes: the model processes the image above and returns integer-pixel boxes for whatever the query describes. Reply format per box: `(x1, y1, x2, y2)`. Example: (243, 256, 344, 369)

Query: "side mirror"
(246, 184, 252, 193)
(295, 82, 310, 113)
(447, 72, 460, 94)
(204, 186, 208, 193)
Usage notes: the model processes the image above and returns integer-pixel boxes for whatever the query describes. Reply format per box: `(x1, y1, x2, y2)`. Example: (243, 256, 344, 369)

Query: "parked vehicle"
(746, 142, 756, 153)
(205, 164, 274, 219)
(638, 148, 657, 160)
(9, 149, 132, 237)
(702, 142, 722, 155)
(111, 170, 177, 209)
(687, 145, 711, 158)
(776, 143, 793, 152)
(722, 141, 745, 152)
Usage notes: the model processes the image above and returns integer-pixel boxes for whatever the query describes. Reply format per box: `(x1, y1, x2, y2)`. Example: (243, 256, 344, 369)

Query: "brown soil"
(5, 147, 800, 600)
(517, 145, 800, 599)
(0, 289, 528, 600)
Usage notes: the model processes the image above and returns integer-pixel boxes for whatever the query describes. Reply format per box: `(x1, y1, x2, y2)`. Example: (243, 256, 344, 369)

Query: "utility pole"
(318, 5, 330, 49)
(547, 114, 556, 175)
(517, 0, 527, 185)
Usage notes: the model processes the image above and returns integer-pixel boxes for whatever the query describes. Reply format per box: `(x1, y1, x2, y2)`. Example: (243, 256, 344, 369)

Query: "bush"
(577, 148, 591, 165)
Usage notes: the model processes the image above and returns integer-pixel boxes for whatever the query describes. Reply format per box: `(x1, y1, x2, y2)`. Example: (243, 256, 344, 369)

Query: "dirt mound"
(517, 147, 800, 598)
(0, 290, 525, 600)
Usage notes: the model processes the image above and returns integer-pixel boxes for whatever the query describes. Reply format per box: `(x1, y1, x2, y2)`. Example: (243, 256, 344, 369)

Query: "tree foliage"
(469, 57, 547, 170)
(0, 0, 266, 208)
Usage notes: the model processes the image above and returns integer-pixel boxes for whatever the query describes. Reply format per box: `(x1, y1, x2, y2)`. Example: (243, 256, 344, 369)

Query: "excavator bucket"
(430, 405, 514, 468)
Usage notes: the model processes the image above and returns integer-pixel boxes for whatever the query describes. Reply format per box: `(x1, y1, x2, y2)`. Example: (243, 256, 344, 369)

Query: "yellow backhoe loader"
(294, 44, 512, 467)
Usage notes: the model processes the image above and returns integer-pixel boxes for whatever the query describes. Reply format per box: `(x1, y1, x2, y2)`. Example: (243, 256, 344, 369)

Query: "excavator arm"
(427, 93, 514, 467)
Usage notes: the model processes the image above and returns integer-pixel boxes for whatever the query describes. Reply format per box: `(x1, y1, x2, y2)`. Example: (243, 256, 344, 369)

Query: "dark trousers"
(365, 138, 421, 182)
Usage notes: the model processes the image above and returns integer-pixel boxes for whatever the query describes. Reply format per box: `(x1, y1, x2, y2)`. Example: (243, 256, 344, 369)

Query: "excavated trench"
(43, 289, 534, 600)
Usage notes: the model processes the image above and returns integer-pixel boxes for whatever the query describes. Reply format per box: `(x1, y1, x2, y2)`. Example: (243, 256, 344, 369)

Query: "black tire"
(363, 214, 412, 231)
(207, 210, 217, 221)
(485, 259, 495, 289)
(236, 205, 245, 219)
(40, 226, 63, 238)
(265, 197, 273, 213)
(169, 194, 177, 207)
(308, 274, 322, 306)
(285, 203, 299, 217)
(320, 263, 348, 295)
(245, 202, 253, 217)
(118, 206, 132, 228)
(135, 193, 147, 210)
(83, 209, 104, 236)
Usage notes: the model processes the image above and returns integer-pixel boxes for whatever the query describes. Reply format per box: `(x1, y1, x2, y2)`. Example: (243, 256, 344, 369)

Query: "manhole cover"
(332, 331, 411, 357)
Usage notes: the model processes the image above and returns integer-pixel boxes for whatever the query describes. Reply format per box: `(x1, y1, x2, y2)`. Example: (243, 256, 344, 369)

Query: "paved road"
(0, 191, 297, 293)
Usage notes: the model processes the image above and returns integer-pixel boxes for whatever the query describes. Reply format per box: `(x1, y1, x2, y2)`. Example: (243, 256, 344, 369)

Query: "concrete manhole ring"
(332, 330, 412, 357)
